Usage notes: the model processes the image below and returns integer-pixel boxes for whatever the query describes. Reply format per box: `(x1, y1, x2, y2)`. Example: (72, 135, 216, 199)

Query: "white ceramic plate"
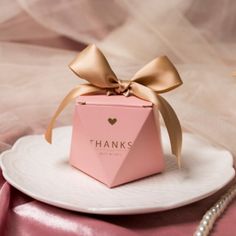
(0, 127, 234, 215)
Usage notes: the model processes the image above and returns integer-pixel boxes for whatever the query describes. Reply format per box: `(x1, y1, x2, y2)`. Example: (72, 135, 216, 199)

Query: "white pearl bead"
(199, 226, 205, 232)
(211, 207, 217, 214)
(202, 220, 208, 226)
(195, 231, 203, 236)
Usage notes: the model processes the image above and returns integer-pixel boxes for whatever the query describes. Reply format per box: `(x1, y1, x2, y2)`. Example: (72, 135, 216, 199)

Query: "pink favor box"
(69, 95, 165, 188)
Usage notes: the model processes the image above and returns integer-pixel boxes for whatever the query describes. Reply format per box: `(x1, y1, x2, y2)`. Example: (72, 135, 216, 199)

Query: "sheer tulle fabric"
(0, 1, 236, 235)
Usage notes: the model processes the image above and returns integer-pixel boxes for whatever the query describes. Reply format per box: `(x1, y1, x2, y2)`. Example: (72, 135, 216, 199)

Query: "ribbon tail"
(45, 84, 101, 144)
(156, 96, 182, 168)
(131, 82, 182, 168)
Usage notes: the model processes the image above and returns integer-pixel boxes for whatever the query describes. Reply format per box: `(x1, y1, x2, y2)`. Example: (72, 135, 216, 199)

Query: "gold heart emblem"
(108, 118, 117, 125)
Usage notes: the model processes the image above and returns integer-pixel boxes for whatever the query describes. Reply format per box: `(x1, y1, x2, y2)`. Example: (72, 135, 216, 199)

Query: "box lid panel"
(77, 95, 152, 107)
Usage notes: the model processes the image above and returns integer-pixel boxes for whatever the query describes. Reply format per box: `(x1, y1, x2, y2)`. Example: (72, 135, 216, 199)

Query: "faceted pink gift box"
(69, 95, 165, 188)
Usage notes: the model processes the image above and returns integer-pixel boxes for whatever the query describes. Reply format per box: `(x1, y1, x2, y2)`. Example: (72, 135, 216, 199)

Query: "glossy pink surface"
(70, 95, 164, 187)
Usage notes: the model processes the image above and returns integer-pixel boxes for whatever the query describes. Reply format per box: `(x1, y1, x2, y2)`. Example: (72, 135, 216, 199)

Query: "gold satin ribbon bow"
(45, 44, 183, 167)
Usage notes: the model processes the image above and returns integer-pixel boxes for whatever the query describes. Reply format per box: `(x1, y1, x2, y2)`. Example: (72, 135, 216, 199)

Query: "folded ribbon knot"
(45, 44, 183, 167)
(115, 80, 131, 95)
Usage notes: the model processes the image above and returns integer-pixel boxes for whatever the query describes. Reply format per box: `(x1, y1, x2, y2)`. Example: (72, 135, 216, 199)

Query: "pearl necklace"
(194, 185, 236, 236)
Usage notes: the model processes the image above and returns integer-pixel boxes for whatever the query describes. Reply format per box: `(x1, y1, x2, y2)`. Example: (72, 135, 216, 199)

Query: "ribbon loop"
(131, 56, 182, 93)
(45, 44, 183, 167)
(69, 44, 119, 88)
